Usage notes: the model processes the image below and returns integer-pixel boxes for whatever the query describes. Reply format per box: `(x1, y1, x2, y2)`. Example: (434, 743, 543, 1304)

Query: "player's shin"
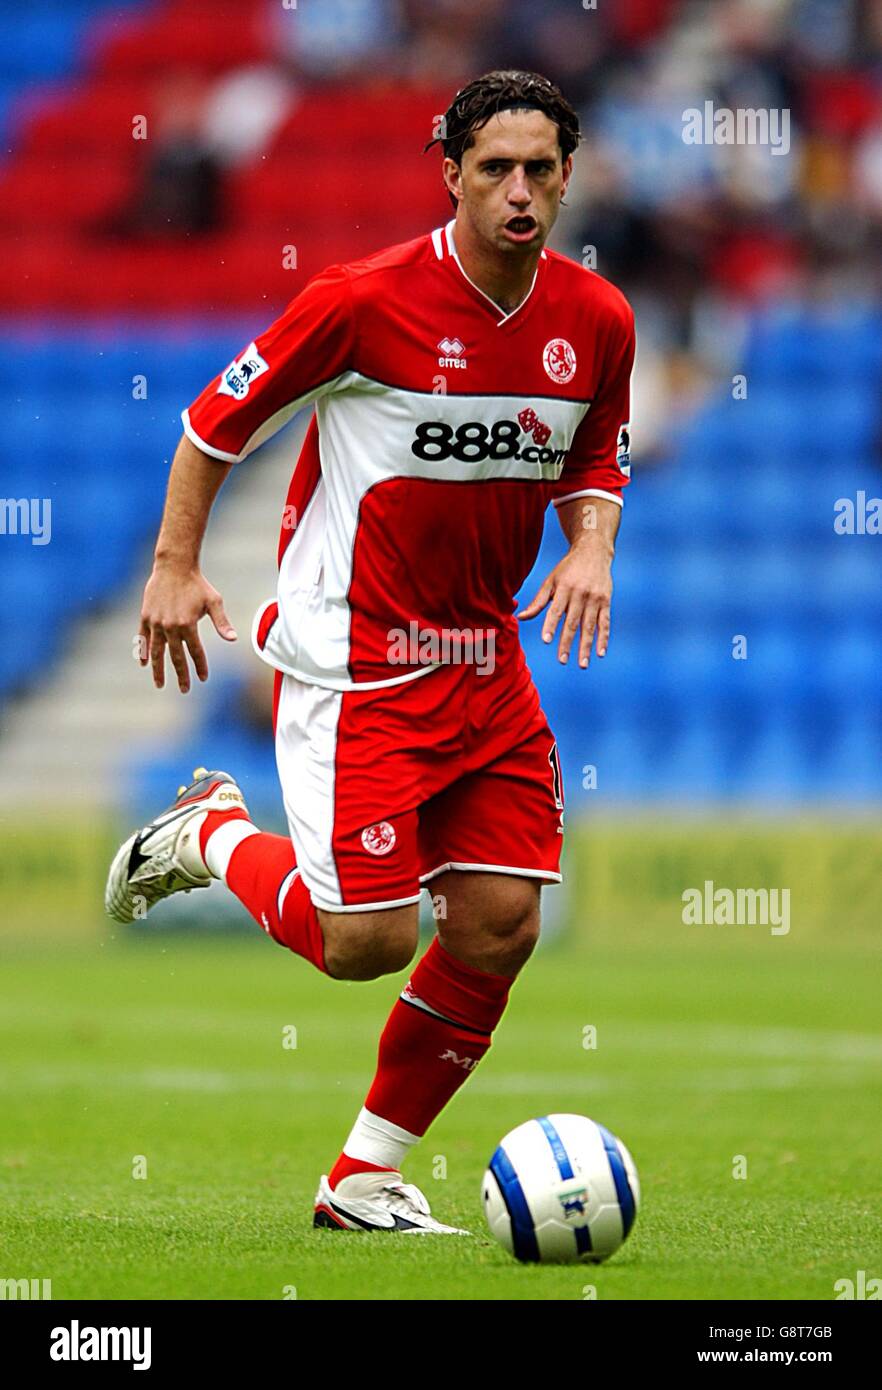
(200, 811, 327, 972)
(328, 937, 512, 1186)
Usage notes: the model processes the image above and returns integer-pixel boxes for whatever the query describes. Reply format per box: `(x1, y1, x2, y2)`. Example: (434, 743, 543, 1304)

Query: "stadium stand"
(2, 0, 881, 811)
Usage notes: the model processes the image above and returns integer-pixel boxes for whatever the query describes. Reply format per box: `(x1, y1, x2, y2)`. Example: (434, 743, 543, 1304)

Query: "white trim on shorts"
(310, 891, 424, 914)
(420, 862, 563, 884)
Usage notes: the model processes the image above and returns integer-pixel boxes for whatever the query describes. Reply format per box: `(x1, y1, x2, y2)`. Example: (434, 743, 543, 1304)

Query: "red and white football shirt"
(183, 218, 635, 691)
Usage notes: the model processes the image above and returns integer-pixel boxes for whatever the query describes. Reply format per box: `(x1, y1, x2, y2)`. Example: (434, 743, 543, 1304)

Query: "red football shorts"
(272, 643, 564, 913)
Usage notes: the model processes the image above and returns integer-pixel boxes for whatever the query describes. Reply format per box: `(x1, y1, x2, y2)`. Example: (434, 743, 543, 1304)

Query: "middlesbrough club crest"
(361, 822, 396, 856)
(542, 338, 577, 385)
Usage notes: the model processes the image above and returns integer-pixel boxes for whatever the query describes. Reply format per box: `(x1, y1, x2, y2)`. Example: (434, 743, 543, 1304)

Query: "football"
(482, 1113, 640, 1263)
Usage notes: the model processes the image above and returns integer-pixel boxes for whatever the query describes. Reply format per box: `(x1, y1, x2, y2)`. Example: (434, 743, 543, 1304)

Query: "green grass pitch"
(1, 820, 880, 1300)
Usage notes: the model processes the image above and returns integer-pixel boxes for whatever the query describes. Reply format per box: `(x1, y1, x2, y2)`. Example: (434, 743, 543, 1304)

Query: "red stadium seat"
(21, 80, 155, 156)
(225, 158, 444, 235)
(0, 155, 137, 229)
(269, 86, 452, 158)
(91, 1, 272, 78)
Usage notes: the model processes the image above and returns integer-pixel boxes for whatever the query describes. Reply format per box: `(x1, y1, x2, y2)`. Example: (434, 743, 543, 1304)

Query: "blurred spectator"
(102, 69, 223, 237)
(397, 0, 507, 83)
(76, 0, 882, 439)
(101, 63, 295, 239)
(202, 66, 294, 167)
(271, 0, 403, 79)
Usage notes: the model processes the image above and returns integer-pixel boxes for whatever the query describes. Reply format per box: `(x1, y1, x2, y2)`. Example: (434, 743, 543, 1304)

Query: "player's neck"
(450, 215, 541, 317)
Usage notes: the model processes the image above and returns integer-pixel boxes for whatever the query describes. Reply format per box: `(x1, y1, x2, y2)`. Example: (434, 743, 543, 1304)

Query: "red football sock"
(328, 938, 513, 1185)
(328, 1154, 397, 1186)
(200, 811, 327, 973)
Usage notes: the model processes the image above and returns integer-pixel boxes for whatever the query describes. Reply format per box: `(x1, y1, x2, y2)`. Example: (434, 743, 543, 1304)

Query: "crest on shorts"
(361, 822, 396, 856)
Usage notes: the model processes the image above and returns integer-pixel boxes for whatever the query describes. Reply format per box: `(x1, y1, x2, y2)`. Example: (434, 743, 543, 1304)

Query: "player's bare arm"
(517, 495, 621, 667)
(140, 433, 237, 693)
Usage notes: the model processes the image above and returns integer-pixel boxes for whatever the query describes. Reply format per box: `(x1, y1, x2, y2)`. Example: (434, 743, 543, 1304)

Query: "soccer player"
(106, 69, 635, 1234)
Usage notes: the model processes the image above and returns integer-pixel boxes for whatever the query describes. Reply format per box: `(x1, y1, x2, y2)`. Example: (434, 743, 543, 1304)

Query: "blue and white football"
(482, 1113, 639, 1263)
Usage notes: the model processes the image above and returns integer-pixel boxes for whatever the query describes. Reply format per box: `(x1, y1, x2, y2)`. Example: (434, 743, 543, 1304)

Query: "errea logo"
(437, 336, 467, 369)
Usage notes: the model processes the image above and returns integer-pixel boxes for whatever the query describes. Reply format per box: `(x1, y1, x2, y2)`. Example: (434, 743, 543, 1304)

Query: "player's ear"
(441, 156, 463, 204)
(560, 152, 573, 200)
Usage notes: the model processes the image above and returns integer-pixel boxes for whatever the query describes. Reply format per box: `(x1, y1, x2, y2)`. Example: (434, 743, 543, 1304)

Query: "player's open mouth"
(504, 216, 537, 240)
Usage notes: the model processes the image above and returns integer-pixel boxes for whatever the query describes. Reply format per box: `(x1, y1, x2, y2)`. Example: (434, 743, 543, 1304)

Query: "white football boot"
(313, 1171, 470, 1235)
(104, 767, 249, 923)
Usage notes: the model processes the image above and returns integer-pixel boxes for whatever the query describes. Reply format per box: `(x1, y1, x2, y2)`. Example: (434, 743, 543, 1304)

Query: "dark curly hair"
(425, 70, 581, 211)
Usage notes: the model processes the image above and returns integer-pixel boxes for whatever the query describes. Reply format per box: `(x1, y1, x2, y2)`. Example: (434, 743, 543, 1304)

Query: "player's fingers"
(578, 600, 600, 668)
(150, 628, 167, 689)
(164, 629, 191, 694)
(575, 597, 602, 667)
(138, 617, 151, 667)
(207, 595, 237, 642)
(596, 599, 612, 659)
(183, 626, 209, 683)
(557, 595, 586, 664)
(542, 588, 570, 645)
(517, 576, 554, 621)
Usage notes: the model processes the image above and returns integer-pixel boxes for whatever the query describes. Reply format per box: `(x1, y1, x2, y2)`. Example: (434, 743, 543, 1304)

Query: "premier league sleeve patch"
(217, 342, 270, 399)
(616, 422, 631, 477)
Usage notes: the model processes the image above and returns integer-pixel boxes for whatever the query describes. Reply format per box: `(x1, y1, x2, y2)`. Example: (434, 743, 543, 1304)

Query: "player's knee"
(320, 907, 418, 981)
(326, 935, 416, 981)
(487, 879, 541, 937)
(439, 880, 541, 974)
(491, 899, 541, 965)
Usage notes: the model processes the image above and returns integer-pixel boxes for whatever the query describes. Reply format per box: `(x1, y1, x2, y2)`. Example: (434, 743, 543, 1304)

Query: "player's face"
(444, 109, 572, 255)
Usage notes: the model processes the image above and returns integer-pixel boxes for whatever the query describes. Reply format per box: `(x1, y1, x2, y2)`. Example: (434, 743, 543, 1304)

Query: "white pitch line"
(0, 1059, 879, 1098)
(533, 1022, 882, 1064)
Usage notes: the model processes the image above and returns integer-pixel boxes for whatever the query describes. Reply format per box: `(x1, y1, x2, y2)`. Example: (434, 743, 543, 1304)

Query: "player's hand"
(517, 544, 613, 668)
(139, 562, 237, 693)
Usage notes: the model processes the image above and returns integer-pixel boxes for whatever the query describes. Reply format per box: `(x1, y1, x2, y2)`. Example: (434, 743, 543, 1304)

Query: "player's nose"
(507, 168, 532, 204)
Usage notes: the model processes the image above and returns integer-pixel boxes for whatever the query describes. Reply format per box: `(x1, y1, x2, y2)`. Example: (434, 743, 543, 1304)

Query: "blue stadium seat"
(3, 307, 881, 808)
